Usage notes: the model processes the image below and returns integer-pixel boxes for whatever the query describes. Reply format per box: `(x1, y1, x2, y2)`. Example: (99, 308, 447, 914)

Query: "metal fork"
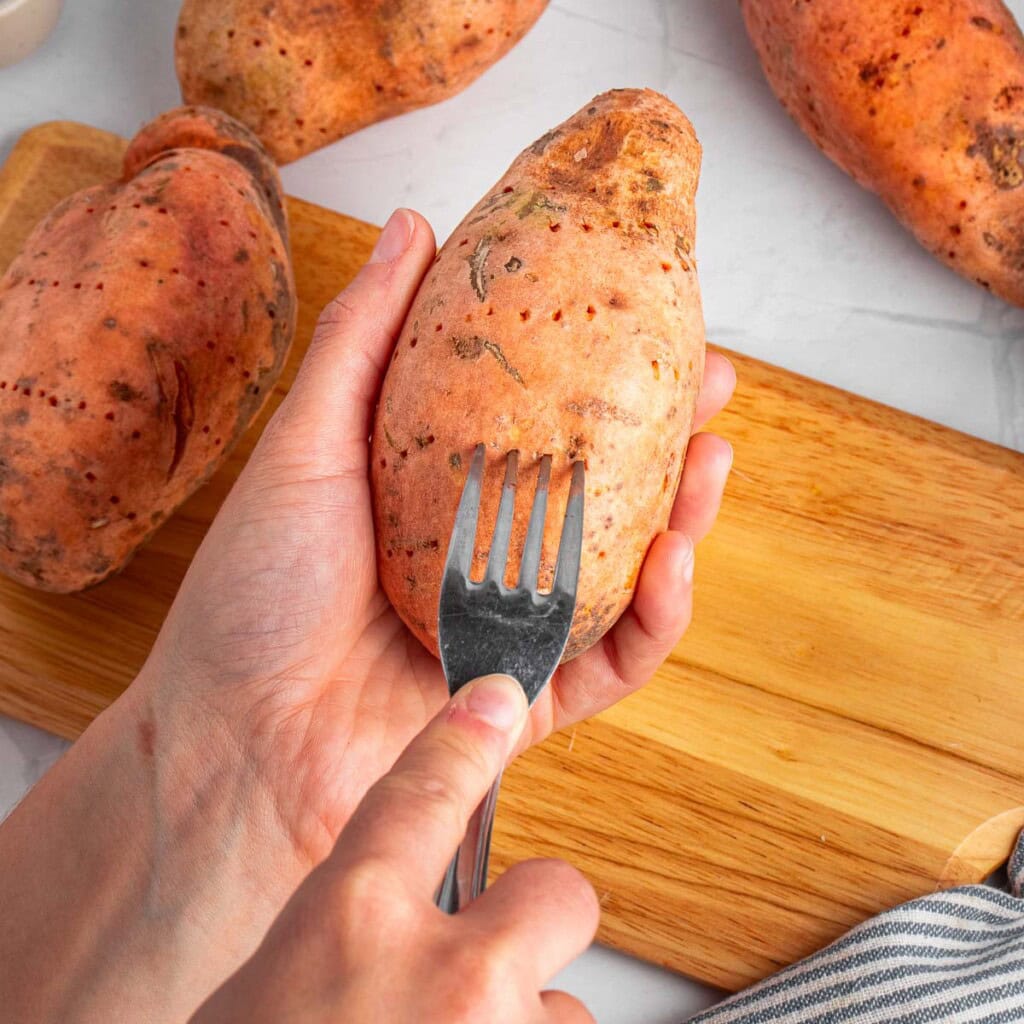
(434, 443, 585, 914)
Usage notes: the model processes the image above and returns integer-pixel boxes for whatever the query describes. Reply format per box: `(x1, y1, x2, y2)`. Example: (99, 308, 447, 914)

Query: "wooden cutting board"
(1, 121, 1023, 993)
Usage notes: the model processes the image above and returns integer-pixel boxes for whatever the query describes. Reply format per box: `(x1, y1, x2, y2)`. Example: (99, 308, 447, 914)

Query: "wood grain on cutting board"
(0, 121, 1022, 992)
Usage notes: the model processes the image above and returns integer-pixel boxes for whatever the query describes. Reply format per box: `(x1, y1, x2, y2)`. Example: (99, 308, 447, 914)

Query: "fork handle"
(435, 771, 503, 913)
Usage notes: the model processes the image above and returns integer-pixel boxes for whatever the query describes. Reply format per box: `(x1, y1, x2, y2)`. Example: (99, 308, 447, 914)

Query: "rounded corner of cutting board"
(937, 807, 1024, 889)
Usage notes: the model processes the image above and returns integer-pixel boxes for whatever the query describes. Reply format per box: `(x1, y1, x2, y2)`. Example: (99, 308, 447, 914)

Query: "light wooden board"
(1, 121, 1023, 992)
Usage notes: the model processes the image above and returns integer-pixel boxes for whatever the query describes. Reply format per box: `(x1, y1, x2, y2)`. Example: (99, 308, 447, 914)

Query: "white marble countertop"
(1, 1, 1021, 1020)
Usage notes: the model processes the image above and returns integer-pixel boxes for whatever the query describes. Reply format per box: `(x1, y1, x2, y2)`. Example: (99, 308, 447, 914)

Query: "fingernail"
(463, 674, 528, 732)
(369, 209, 413, 264)
(678, 534, 695, 584)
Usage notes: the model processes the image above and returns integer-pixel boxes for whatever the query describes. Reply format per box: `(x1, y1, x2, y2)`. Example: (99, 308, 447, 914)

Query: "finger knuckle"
(394, 734, 495, 815)
(312, 294, 358, 343)
(328, 857, 400, 920)
(448, 946, 508, 1014)
(379, 768, 472, 835)
(321, 857, 416, 951)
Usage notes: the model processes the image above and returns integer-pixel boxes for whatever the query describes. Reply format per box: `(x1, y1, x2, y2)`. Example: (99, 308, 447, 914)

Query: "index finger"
(330, 674, 528, 898)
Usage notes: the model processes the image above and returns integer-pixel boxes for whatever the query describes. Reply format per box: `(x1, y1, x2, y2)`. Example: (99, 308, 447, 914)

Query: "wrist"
(125, 663, 318, 961)
(0, 668, 310, 1023)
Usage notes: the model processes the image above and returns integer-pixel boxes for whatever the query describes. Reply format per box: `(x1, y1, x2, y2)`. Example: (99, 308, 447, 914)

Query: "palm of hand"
(141, 212, 734, 871)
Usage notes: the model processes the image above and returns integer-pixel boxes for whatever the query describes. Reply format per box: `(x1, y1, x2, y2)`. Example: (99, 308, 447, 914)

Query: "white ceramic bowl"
(0, 0, 63, 68)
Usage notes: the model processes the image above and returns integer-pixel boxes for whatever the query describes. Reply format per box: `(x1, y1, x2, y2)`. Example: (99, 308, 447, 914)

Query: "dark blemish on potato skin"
(517, 191, 567, 221)
(971, 15, 994, 30)
(968, 122, 1024, 189)
(449, 452, 462, 470)
(468, 235, 493, 301)
(452, 335, 484, 360)
(382, 425, 405, 454)
(4, 408, 29, 427)
(109, 380, 143, 402)
(538, 114, 631, 193)
(168, 360, 194, 479)
(465, 189, 520, 225)
(566, 397, 641, 426)
(103, 317, 117, 329)
(450, 335, 525, 385)
(234, 248, 250, 263)
(421, 58, 447, 85)
(454, 31, 482, 54)
(994, 85, 1024, 112)
(858, 60, 881, 84)
(530, 129, 559, 155)
(504, 256, 523, 273)
(86, 554, 112, 577)
(18, 558, 47, 584)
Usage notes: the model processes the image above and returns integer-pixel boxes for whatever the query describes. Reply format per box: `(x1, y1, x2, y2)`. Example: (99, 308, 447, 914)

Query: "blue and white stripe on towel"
(689, 829, 1024, 1023)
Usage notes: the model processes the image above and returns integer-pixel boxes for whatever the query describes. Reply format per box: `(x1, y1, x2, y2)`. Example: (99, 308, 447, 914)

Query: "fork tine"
(552, 460, 586, 595)
(518, 455, 551, 591)
(484, 450, 519, 584)
(445, 444, 486, 579)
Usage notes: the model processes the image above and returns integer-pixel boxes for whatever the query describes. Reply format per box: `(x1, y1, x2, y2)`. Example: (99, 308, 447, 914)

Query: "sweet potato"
(741, 0, 1024, 306)
(0, 106, 295, 592)
(175, 0, 548, 164)
(371, 89, 705, 660)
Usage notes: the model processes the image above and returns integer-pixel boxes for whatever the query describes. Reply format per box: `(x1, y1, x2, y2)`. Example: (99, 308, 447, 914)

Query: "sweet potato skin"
(741, 0, 1024, 305)
(175, 0, 548, 164)
(0, 106, 295, 592)
(371, 89, 705, 660)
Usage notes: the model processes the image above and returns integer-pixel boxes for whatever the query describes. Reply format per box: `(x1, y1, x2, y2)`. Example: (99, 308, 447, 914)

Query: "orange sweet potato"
(742, 0, 1024, 305)
(0, 106, 295, 592)
(175, 0, 548, 164)
(371, 89, 705, 660)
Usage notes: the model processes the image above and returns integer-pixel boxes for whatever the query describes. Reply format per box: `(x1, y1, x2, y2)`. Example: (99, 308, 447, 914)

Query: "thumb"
(330, 674, 529, 897)
(259, 208, 436, 477)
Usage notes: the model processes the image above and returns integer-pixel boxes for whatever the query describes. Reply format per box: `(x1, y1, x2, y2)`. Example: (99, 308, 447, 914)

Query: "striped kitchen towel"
(689, 830, 1024, 1023)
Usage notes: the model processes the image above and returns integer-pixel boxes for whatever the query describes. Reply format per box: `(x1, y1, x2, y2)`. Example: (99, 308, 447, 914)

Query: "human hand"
(191, 673, 598, 1024)
(122, 207, 732, 995)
